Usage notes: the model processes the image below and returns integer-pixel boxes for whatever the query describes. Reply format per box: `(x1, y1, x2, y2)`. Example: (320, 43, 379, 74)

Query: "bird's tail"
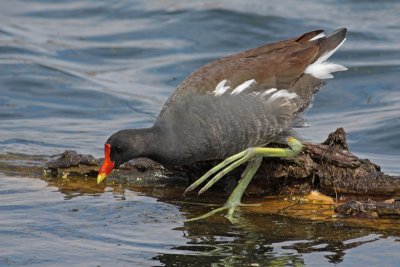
(290, 28, 347, 112)
(304, 28, 347, 79)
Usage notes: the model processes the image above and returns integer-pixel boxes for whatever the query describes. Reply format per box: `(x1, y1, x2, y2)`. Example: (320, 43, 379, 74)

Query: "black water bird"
(97, 28, 347, 222)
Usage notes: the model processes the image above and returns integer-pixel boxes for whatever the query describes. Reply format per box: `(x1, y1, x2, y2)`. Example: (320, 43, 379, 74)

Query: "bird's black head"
(106, 129, 139, 168)
(97, 128, 154, 184)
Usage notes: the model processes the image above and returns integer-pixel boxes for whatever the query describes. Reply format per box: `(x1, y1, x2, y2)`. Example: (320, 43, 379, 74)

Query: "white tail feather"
(317, 38, 346, 63)
(305, 62, 347, 79)
(305, 37, 347, 79)
(309, 32, 326, 41)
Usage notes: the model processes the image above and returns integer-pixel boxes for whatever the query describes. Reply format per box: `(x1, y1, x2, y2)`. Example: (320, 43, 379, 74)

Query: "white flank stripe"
(309, 32, 326, 41)
(305, 37, 347, 79)
(231, 79, 257, 95)
(266, 90, 297, 105)
(213, 79, 231, 96)
(260, 88, 277, 98)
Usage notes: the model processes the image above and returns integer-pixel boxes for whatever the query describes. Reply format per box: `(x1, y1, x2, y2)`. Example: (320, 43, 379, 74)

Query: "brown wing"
(162, 28, 347, 113)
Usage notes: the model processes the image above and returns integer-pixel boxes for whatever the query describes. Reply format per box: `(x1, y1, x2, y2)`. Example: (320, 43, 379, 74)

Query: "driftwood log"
(334, 199, 400, 218)
(43, 128, 400, 218)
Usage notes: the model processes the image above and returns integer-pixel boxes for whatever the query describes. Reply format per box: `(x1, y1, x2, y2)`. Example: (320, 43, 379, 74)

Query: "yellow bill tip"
(97, 173, 107, 184)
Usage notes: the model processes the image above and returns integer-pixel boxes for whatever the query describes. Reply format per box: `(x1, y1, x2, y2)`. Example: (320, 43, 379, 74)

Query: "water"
(1, 0, 400, 266)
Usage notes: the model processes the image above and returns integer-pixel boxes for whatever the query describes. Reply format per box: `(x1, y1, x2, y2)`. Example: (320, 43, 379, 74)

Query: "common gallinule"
(97, 28, 347, 222)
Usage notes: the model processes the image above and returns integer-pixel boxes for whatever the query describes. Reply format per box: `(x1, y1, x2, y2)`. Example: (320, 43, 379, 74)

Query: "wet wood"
(335, 199, 400, 218)
(250, 127, 400, 197)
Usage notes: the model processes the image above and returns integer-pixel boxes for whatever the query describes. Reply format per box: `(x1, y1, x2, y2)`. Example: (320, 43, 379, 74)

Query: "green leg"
(185, 136, 303, 222)
(183, 150, 247, 195)
(185, 157, 262, 223)
(225, 156, 262, 222)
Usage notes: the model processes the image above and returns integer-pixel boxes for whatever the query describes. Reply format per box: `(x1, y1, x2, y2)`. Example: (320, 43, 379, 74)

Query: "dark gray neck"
(126, 126, 163, 159)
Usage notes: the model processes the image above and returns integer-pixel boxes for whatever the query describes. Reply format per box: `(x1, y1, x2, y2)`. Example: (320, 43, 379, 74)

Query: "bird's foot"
(185, 156, 263, 223)
(184, 137, 303, 222)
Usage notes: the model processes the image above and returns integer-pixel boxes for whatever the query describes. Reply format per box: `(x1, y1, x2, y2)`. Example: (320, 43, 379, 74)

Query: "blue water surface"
(0, 1, 399, 266)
